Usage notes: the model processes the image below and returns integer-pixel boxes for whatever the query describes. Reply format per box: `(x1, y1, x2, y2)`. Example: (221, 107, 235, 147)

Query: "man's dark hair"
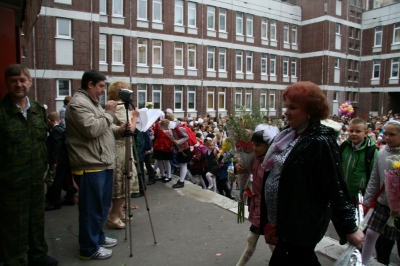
(5, 64, 31, 79)
(81, 70, 106, 89)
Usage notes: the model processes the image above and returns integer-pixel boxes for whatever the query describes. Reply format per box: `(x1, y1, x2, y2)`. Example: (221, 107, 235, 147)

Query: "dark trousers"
(375, 234, 397, 265)
(216, 176, 231, 197)
(47, 163, 76, 205)
(139, 154, 155, 183)
(269, 238, 320, 266)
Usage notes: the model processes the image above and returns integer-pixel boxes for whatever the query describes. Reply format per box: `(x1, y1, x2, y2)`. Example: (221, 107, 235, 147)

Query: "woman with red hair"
(263, 82, 364, 265)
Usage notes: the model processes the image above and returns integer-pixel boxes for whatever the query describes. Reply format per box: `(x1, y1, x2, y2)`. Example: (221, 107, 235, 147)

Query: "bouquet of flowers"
(385, 154, 400, 226)
(145, 102, 154, 109)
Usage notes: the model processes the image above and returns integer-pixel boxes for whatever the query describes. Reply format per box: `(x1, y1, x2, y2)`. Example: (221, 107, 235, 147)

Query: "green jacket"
(0, 94, 47, 189)
(341, 137, 378, 197)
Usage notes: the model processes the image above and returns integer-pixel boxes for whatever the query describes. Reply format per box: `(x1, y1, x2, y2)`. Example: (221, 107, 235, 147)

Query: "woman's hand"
(346, 229, 365, 250)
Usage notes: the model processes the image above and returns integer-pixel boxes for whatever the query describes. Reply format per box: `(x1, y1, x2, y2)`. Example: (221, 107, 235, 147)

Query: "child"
(203, 139, 221, 192)
(362, 120, 400, 265)
(45, 112, 77, 211)
(218, 138, 234, 199)
(152, 119, 173, 182)
(187, 141, 207, 189)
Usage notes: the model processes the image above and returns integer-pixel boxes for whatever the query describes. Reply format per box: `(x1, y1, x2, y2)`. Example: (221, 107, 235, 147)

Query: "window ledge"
(391, 43, 400, 50)
(137, 19, 149, 22)
(137, 65, 149, 67)
(152, 66, 164, 68)
(112, 63, 125, 66)
(55, 36, 73, 40)
(100, 62, 108, 65)
(112, 15, 125, 18)
(152, 21, 164, 24)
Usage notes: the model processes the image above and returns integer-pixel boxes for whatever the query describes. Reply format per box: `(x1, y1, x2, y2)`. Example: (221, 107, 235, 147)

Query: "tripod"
(121, 100, 157, 257)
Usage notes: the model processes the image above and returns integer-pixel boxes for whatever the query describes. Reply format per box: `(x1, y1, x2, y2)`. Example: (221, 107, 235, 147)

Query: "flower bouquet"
(385, 154, 400, 227)
(145, 102, 154, 109)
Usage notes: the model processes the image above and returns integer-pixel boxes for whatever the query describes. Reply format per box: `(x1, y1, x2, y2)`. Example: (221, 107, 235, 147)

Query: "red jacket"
(247, 154, 265, 228)
(153, 123, 173, 152)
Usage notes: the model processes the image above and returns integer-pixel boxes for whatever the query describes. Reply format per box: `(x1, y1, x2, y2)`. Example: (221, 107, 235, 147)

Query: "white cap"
(254, 124, 280, 144)
(166, 108, 173, 114)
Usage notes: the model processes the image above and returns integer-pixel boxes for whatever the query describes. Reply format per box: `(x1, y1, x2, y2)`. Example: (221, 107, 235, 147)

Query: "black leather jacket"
(276, 122, 357, 246)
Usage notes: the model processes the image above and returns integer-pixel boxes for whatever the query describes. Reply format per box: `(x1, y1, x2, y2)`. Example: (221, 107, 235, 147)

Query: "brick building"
(22, 0, 400, 118)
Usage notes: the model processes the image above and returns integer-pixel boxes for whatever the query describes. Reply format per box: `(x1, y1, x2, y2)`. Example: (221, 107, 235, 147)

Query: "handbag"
(45, 168, 56, 186)
(264, 223, 278, 245)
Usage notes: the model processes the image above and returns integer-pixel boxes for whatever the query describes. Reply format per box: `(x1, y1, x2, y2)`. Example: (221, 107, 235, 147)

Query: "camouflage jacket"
(0, 94, 47, 189)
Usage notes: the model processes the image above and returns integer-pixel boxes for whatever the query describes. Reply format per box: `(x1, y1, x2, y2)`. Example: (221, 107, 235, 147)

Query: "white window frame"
(152, 85, 162, 109)
(291, 25, 297, 44)
(236, 50, 243, 73)
(372, 59, 381, 79)
(335, 57, 340, 68)
(261, 18, 268, 40)
(246, 51, 252, 74)
(56, 18, 71, 39)
(235, 89, 242, 107)
(374, 26, 382, 47)
(188, 2, 196, 28)
(57, 79, 71, 98)
(174, 0, 184, 26)
(207, 87, 215, 110)
(207, 47, 215, 71)
(188, 86, 196, 110)
(245, 89, 252, 110)
(236, 12, 243, 35)
(261, 53, 267, 75)
(138, 38, 147, 66)
(391, 58, 399, 78)
(270, 20, 277, 41)
(100, 0, 107, 14)
(138, 0, 147, 20)
(270, 55, 276, 75)
(336, 23, 341, 35)
(260, 90, 267, 110)
(112, 35, 123, 64)
(284, 23, 289, 43)
(152, 40, 162, 67)
(291, 58, 297, 77)
(153, 0, 162, 22)
(394, 24, 400, 44)
(246, 14, 253, 37)
(137, 84, 147, 109)
(188, 44, 196, 69)
(175, 42, 184, 68)
(207, 6, 215, 30)
(113, 0, 123, 17)
(99, 34, 107, 63)
(174, 85, 183, 110)
(219, 8, 226, 32)
(283, 57, 289, 76)
(218, 88, 226, 110)
(269, 90, 276, 110)
(219, 48, 226, 71)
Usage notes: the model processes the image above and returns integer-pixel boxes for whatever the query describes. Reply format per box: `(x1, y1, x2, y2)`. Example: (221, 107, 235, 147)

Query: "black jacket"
(47, 125, 69, 164)
(276, 122, 357, 246)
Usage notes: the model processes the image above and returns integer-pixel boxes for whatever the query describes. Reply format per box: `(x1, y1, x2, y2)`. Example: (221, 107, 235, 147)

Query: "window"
(391, 58, 399, 78)
(207, 6, 215, 30)
(174, 85, 183, 110)
(291, 58, 297, 77)
(270, 55, 276, 75)
(113, 0, 123, 16)
(355, 29, 360, 39)
(138, 39, 147, 65)
(260, 90, 267, 109)
(137, 84, 147, 108)
(112, 36, 123, 64)
(207, 47, 215, 70)
(348, 59, 352, 70)
(374, 26, 382, 46)
(261, 53, 267, 75)
(373, 59, 381, 79)
(188, 2, 196, 27)
(348, 75, 353, 82)
(100, 0, 106, 14)
(57, 80, 71, 97)
(152, 40, 162, 66)
(291, 25, 297, 44)
(270, 20, 277, 40)
(353, 92, 358, 101)
(218, 88, 225, 110)
(349, 43, 354, 50)
(57, 18, 71, 38)
(245, 89, 252, 109)
(355, 44, 360, 50)
(354, 76, 358, 83)
(188, 86, 196, 109)
(335, 57, 340, 68)
(333, 91, 338, 101)
(188, 44, 196, 69)
(138, 0, 147, 20)
(219, 8, 226, 32)
(246, 14, 253, 37)
(153, 0, 162, 22)
(261, 18, 268, 39)
(207, 87, 214, 109)
(99, 34, 107, 63)
(356, 12, 361, 19)
(246, 51, 252, 73)
(269, 90, 275, 109)
(219, 48, 226, 71)
(393, 24, 400, 44)
(175, 42, 183, 68)
(350, 10, 355, 17)
(283, 57, 289, 76)
(284, 23, 289, 43)
(236, 50, 243, 72)
(235, 89, 242, 106)
(175, 0, 183, 25)
(356, 0, 360, 7)
(350, 0, 354, 5)
(347, 91, 352, 101)
(354, 61, 359, 71)
(236, 12, 243, 35)
(336, 23, 341, 35)
(152, 85, 162, 109)
(349, 27, 353, 38)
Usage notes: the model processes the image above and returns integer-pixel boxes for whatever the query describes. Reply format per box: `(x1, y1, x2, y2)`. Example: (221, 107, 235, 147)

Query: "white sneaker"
(79, 247, 112, 260)
(100, 237, 118, 248)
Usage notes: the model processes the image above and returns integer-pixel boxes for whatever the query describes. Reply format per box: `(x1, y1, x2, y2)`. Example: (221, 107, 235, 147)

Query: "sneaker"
(79, 247, 112, 260)
(172, 181, 184, 188)
(28, 255, 59, 266)
(162, 177, 171, 183)
(100, 237, 118, 247)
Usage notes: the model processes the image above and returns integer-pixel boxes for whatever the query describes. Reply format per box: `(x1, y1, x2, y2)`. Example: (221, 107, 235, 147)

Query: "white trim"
(40, 7, 100, 21)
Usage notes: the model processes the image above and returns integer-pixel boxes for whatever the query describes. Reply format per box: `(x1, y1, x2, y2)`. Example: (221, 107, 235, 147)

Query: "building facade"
(22, 0, 400, 118)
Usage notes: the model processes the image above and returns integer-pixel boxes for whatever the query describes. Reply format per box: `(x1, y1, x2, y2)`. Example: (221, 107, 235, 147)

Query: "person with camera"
(0, 64, 59, 266)
(65, 70, 132, 260)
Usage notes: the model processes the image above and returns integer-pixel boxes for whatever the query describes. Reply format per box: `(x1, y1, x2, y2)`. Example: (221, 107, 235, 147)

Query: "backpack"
(339, 140, 377, 181)
(175, 123, 197, 146)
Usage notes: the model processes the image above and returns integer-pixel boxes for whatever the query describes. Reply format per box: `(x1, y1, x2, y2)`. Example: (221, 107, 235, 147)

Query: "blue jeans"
(78, 170, 113, 256)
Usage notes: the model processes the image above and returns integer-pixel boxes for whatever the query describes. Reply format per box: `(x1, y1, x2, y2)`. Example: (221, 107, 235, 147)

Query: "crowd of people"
(1, 64, 399, 266)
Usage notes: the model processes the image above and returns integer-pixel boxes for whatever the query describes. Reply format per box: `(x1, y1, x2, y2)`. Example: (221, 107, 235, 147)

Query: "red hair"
(283, 82, 329, 121)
